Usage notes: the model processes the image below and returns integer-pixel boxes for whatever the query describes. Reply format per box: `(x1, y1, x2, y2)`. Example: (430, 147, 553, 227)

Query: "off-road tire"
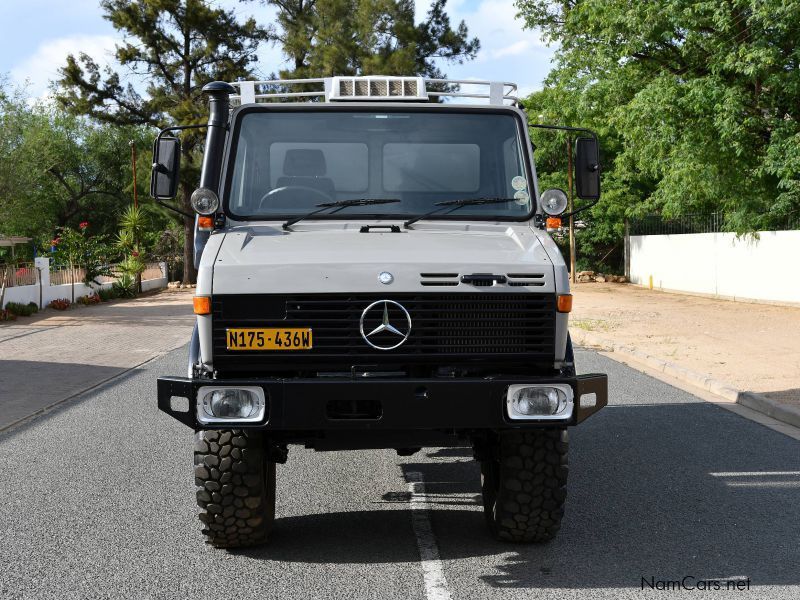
(194, 429, 276, 548)
(481, 429, 568, 543)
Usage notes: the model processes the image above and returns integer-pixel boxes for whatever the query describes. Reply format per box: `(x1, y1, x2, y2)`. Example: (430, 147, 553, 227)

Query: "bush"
(5, 301, 38, 317)
(48, 298, 71, 311)
(97, 287, 119, 302)
(77, 293, 101, 305)
(112, 273, 136, 298)
(0, 309, 17, 321)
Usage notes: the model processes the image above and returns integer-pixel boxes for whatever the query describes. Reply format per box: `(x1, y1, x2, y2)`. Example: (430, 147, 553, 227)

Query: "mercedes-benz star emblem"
(359, 300, 412, 350)
(378, 271, 394, 285)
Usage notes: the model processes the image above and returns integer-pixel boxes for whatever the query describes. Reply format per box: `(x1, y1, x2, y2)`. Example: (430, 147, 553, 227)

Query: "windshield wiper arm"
(282, 198, 401, 230)
(403, 197, 518, 228)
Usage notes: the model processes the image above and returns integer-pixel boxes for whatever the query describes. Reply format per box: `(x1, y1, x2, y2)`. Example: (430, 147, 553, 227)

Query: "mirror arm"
(560, 198, 599, 221)
(155, 199, 195, 220)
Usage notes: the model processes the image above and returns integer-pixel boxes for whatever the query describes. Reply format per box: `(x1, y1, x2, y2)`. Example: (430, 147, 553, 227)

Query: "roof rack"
(228, 76, 519, 106)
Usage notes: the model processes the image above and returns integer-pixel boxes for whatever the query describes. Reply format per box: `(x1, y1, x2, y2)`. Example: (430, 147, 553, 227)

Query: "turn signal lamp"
(193, 296, 211, 315)
(557, 294, 573, 313)
(546, 217, 562, 231)
(198, 216, 214, 231)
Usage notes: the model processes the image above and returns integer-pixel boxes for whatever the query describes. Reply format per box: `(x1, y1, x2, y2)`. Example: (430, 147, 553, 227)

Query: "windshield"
(225, 109, 533, 221)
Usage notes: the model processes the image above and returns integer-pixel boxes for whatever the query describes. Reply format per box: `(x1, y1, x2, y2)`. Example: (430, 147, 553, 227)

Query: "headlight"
(506, 384, 573, 420)
(540, 188, 568, 216)
(190, 187, 220, 215)
(197, 386, 266, 424)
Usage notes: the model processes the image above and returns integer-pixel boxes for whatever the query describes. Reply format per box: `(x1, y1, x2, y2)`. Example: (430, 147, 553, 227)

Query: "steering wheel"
(258, 185, 332, 210)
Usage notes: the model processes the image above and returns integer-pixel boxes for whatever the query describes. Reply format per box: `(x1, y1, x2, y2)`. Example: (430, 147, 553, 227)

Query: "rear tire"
(194, 429, 276, 548)
(481, 429, 568, 543)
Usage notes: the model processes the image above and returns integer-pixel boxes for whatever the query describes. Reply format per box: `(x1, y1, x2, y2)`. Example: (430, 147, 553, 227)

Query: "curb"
(0, 346, 181, 436)
(571, 329, 800, 430)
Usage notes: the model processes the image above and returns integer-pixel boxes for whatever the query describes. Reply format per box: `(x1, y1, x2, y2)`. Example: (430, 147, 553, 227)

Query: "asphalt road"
(1, 348, 798, 599)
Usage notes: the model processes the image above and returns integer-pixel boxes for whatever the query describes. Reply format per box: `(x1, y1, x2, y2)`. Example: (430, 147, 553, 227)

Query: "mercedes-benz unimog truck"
(152, 76, 608, 549)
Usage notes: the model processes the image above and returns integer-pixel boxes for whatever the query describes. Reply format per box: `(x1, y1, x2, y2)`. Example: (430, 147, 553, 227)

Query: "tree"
(0, 83, 153, 246)
(57, 0, 269, 283)
(516, 0, 800, 239)
(255, 0, 479, 79)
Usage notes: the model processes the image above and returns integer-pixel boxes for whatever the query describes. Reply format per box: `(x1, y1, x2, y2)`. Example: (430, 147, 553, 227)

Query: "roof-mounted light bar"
(328, 76, 427, 101)
(229, 77, 519, 106)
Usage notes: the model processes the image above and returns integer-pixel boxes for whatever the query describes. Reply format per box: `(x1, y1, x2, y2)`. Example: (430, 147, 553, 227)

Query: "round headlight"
(190, 187, 220, 215)
(540, 188, 568, 216)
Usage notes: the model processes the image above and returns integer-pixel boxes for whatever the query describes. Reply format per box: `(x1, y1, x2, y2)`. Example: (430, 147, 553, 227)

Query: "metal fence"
(629, 212, 800, 236)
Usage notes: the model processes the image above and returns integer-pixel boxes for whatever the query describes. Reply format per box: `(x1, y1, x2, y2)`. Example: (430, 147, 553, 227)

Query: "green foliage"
(0, 309, 17, 321)
(516, 0, 800, 268)
(51, 223, 113, 288)
(255, 0, 479, 80)
(4, 301, 38, 317)
(97, 286, 120, 302)
(57, 0, 270, 283)
(0, 84, 152, 244)
(112, 273, 137, 298)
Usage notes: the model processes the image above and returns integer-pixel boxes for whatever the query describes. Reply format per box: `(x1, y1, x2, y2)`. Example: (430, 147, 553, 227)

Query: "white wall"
(629, 231, 800, 304)
(2, 262, 168, 309)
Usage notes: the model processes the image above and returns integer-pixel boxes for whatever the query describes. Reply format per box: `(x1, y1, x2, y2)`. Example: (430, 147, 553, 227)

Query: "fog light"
(197, 386, 266, 424)
(506, 385, 573, 420)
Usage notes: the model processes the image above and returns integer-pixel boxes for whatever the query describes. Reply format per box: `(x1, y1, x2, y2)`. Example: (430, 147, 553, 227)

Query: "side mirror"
(574, 137, 600, 199)
(150, 136, 181, 199)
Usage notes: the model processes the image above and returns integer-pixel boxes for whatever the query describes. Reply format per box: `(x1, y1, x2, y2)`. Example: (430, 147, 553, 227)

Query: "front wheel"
(194, 429, 276, 548)
(481, 429, 569, 543)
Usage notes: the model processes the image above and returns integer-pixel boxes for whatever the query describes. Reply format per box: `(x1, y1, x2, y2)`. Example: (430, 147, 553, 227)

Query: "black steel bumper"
(157, 373, 608, 431)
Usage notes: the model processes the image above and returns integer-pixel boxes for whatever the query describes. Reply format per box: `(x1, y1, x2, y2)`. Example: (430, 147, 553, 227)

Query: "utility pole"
(567, 137, 576, 284)
(129, 140, 138, 209)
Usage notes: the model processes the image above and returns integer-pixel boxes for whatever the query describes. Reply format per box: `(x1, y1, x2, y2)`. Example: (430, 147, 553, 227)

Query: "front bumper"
(157, 373, 608, 430)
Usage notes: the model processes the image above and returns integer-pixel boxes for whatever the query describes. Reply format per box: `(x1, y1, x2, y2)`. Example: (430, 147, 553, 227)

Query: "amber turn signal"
(546, 217, 562, 230)
(557, 294, 573, 313)
(193, 296, 211, 315)
(198, 216, 214, 231)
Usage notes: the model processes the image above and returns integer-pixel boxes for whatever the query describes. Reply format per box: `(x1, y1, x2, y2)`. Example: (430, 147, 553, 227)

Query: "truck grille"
(211, 293, 555, 372)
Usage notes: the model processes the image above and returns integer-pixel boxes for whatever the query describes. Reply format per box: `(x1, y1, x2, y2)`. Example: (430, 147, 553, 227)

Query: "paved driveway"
(0, 290, 193, 429)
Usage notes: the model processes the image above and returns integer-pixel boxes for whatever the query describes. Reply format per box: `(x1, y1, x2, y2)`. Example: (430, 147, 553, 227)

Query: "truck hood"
(209, 222, 557, 294)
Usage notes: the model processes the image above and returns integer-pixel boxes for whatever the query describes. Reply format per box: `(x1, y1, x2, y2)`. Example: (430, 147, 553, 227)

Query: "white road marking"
(726, 481, 800, 488)
(709, 471, 800, 477)
(406, 471, 453, 600)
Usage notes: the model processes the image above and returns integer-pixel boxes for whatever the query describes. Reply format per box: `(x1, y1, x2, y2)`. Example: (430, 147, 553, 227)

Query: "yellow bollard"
(649, 275, 653, 290)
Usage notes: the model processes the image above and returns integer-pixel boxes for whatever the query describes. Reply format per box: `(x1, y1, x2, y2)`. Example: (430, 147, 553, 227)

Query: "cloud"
(492, 40, 531, 59)
(417, 0, 554, 100)
(10, 34, 119, 98)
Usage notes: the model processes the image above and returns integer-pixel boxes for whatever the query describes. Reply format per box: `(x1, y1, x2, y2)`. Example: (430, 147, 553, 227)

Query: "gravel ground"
(1, 347, 798, 599)
(571, 282, 800, 405)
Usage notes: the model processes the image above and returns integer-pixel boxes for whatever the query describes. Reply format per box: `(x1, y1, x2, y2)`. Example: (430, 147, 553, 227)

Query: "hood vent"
(420, 273, 459, 287)
(506, 273, 545, 287)
(420, 272, 547, 287)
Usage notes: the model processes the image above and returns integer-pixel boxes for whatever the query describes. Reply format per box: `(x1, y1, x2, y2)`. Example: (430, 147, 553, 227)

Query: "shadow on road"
(403, 402, 800, 589)
(235, 507, 494, 563)
(0, 360, 142, 432)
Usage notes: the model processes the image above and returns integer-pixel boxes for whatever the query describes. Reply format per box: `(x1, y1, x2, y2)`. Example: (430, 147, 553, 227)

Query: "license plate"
(226, 328, 312, 351)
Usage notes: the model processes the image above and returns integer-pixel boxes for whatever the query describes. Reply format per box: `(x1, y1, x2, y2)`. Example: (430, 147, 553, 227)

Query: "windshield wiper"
(282, 198, 401, 230)
(403, 197, 519, 228)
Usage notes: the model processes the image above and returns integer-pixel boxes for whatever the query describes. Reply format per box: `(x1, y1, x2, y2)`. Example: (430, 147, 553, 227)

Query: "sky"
(0, 0, 556, 101)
